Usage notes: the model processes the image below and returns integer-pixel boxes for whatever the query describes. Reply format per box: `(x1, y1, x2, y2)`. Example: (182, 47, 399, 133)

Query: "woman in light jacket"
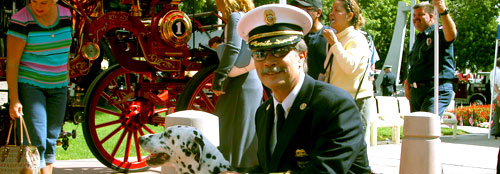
(323, 0, 375, 145)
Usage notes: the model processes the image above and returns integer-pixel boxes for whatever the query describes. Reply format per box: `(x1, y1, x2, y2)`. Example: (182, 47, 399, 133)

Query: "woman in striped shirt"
(7, 0, 72, 173)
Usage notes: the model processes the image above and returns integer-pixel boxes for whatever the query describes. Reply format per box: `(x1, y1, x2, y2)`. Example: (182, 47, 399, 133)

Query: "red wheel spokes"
(88, 66, 167, 170)
(100, 125, 124, 143)
(133, 131, 142, 161)
(124, 131, 133, 162)
(188, 73, 216, 112)
(95, 107, 121, 117)
(141, 125, 155, 134)
(198, 90, 215, 113)
(111, 129, 127, 157)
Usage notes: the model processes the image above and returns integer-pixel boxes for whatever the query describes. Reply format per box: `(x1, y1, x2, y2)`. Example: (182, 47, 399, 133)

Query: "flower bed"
(450, 104, 492, 127)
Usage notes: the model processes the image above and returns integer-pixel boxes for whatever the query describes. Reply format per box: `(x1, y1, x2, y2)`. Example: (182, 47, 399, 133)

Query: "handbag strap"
(354, 61, 370, 100)
(354, 32, 376, 100)
(354, 48, 374, 100)
(5, 120, 14, 145)
(5, 117, 32, 146)
(20, 117, 32, 145)
(322, 44, 334, 82)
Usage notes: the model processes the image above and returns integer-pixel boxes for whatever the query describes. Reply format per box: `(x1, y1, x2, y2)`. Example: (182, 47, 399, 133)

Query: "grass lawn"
(56, 122, 95, 160)
(377, 126, 469, 141)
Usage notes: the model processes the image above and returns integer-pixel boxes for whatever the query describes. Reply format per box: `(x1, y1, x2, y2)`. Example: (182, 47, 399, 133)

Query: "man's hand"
(404, 80, 410, 100)
(433, 0, 447, 14)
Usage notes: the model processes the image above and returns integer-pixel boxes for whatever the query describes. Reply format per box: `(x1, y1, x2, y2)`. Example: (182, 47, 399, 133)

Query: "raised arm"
(434, 0, 457, 42)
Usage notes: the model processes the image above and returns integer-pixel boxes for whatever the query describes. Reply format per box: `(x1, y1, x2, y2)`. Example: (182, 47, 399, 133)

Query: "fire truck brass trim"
(81, 42, 100, 60)
(158, 11, 193, 48)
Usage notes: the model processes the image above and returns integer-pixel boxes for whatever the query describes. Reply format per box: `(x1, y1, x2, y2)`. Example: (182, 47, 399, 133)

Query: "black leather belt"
(411, 79, 452, 88)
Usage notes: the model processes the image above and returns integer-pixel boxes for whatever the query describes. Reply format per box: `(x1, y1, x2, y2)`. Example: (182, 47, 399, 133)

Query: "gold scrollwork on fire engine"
(146, 54, 177, 71)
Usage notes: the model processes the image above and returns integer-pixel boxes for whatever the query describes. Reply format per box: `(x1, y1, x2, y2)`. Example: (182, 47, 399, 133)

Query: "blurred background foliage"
(180, 0, 500, 73)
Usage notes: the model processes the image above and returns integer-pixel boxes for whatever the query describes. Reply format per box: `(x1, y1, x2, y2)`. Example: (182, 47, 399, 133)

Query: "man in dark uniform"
(223, 4, 371, 174)
(290, 0, 333, 80)
(407, 0, 457, 116)
(381, 65, 397, 96)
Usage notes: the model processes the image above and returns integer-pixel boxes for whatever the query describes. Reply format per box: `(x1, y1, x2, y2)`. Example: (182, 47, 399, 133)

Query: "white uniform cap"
(237, 4, 312, 50)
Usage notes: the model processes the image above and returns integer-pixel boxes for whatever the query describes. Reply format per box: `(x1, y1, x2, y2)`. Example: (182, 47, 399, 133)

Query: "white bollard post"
(400, 112, 441, 174)
(161, 110, 220, 174)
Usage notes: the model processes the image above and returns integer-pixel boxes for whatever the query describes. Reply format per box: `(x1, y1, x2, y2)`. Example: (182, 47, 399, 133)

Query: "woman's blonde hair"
(216, 0, 255, 19)
(342, 0, 365, 30)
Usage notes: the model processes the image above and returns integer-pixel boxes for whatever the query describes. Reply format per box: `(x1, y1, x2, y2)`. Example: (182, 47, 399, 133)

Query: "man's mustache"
(260, 66, 287, 74)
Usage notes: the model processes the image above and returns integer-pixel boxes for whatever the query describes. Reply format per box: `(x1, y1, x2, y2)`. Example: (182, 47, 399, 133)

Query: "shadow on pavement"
(53, 167, 161, 174)
(440, 133, 500, 148)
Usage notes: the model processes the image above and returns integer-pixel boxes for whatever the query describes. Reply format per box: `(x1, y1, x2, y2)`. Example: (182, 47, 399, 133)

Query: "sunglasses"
(251, 46, 296, 61)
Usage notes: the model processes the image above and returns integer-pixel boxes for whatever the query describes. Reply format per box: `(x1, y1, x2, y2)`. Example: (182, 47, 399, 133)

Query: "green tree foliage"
(180, 0, 500, 72)
(180, 0, 218, 26)
(356, 0, 412, 70)
(449, 0, 500, 72)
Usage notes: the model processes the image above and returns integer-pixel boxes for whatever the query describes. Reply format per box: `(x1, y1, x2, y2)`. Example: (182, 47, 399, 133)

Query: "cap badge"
(264, 9, 276, 26)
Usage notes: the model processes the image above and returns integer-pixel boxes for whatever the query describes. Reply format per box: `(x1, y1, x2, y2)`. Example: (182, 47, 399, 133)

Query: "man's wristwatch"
(439, 9, 449, 16)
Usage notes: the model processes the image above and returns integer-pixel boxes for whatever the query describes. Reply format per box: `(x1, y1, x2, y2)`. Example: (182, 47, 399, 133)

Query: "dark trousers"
(409, 82, 454, 117)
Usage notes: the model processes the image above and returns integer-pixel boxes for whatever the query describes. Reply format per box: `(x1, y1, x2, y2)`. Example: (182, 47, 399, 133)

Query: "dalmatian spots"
(139, 125, 230, 174)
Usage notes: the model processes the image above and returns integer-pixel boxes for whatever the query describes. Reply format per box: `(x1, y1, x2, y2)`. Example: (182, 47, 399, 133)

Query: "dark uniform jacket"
(381, 72, 397, 96)
(407, 24, 455, 84)
(252, 75, 371, 174)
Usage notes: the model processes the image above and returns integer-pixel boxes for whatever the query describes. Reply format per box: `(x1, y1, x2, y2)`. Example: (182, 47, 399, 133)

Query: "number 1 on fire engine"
(176, 22, 182, 35)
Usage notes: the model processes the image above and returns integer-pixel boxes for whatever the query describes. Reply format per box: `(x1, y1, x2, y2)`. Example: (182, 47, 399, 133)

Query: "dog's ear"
(190, 130, 205, 164)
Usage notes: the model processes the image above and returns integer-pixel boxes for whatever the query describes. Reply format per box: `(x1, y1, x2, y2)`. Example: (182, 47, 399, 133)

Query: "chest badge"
(426, 38, 433, 46)
(295, 149, 310, 168)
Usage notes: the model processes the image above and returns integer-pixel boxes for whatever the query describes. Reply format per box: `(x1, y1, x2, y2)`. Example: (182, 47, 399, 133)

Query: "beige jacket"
(325, 26, 373, 99)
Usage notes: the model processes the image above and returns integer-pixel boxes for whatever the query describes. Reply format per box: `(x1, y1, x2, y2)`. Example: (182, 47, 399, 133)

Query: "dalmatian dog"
(139, 125, 231, 174)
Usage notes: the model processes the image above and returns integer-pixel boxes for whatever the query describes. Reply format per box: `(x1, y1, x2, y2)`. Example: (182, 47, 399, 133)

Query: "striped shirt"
(7, 4, 72, 89)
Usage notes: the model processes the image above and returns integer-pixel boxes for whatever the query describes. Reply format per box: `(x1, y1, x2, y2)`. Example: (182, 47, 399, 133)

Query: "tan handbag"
(0, 118, 40, 174)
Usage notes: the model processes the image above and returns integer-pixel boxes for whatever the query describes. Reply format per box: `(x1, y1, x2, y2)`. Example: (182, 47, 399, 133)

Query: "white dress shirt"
(270, 72, 305, 154)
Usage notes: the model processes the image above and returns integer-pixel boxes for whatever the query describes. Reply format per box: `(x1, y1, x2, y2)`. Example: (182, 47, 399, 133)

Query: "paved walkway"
(369, 126, 498, 174)
(53, 159, 161, 174)
(52, 126, 499, 174)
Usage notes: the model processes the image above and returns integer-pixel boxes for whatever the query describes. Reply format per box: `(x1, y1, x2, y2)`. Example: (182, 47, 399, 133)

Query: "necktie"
(276, 104, 285, 135)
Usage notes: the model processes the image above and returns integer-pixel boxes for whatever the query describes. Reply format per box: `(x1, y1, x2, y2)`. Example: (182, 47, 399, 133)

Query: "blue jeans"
(409, 82, 453, 117)
(17, 83, 67, 169)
